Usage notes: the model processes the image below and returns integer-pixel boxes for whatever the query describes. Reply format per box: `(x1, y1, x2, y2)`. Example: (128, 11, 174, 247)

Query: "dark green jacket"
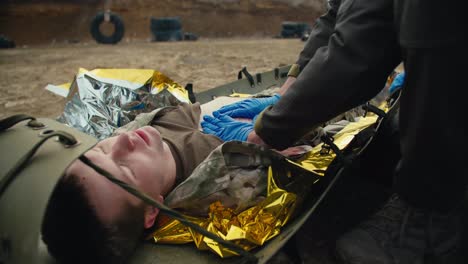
(296, 0, 341, 71)
(256, 0, 401, 150)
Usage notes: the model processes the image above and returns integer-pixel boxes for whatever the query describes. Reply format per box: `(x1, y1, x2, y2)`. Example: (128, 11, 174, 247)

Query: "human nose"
(111, 133, 135, 157)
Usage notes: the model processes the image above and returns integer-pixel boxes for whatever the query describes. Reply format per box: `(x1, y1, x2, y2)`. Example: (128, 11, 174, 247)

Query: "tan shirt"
(151, 103, 223, 184)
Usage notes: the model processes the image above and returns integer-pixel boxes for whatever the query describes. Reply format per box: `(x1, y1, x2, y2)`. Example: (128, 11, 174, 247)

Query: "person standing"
(202, 0, 466, 263)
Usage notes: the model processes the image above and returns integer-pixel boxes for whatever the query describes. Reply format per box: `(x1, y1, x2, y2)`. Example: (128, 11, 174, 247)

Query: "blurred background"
(0, 0, 326, 119)
(0, 0, 325, 45)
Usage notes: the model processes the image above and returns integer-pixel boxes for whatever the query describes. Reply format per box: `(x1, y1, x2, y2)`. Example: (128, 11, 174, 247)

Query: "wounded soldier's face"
(65, 126, 177, 228)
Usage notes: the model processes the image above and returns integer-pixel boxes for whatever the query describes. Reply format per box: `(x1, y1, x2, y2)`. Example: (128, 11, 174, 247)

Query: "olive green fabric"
(0, 118, 97, 264)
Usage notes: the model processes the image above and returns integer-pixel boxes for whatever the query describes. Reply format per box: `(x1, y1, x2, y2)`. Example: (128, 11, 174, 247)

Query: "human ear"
(144, 195, 163, 229)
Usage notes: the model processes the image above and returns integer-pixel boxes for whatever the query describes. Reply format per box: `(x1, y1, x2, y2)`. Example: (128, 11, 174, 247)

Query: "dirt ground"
(0, 38, 305, 119)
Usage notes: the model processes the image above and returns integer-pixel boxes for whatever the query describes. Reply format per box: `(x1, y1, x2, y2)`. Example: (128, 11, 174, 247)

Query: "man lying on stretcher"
(42, 96, 355, 264)
(42, 103, 225, 264)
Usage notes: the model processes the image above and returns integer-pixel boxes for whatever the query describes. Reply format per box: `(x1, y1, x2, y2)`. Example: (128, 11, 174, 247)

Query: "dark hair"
(41, 173, 145, 264)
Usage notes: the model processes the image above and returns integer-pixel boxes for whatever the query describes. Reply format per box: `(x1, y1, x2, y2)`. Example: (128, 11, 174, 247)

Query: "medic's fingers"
(203, 115, 222, 126)
(224, 108, 249, 118)
(217, 103, 238, 114)
(201, 121, 219, 132)
(201, 122, 218, 135)
(216, 113, 237, 123)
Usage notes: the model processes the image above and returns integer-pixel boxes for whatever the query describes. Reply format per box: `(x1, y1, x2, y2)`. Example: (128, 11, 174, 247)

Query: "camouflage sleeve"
(165, 142, 270, 216)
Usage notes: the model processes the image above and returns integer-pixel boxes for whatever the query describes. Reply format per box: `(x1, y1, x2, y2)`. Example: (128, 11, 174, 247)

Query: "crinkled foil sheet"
(150, 166, 297, 258)
(150, 113, 382, 258)
(57, 70, 188, 140)
(289, 115, 380, 176)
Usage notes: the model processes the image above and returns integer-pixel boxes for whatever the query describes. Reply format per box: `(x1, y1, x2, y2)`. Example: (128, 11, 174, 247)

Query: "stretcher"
(0, 65, 401, 264)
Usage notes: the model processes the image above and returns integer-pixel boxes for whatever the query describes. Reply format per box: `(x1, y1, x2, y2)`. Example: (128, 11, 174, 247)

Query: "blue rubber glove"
(213, 94, 281, 119)
(389, 72, 405, 94)
(201, 113, 253, 142)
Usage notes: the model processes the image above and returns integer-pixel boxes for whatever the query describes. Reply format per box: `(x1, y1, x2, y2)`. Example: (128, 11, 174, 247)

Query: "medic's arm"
(295, 0, 341, 73)
(255, 0, 401, 150)
(281, 0, 340, 94)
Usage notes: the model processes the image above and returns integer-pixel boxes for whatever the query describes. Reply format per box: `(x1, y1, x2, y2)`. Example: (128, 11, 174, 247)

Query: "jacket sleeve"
(295, 0, 341, 71)
(255, 0, 401, 150)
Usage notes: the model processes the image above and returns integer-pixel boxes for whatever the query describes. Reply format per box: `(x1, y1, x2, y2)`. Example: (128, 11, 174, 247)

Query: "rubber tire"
(90, 12, 125, 44)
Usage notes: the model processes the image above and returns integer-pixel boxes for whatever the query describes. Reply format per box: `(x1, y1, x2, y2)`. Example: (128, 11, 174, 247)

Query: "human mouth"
(135, 129, 150, 146)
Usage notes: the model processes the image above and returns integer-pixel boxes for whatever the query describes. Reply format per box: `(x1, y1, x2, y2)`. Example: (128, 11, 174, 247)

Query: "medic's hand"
(201, 113, 253, 142)
(213, 94, 280, 119)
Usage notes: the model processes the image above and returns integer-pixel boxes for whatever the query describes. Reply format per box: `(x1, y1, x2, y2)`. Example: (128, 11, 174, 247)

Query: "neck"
(160, 141, 177, 196)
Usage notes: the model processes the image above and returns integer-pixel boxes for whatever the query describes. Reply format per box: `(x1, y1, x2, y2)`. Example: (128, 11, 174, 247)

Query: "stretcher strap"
(320, 135, 351, 166)
(79, 155, 258, 263)
(184, 83, 197, 103)
(237, 67, 255, 87)
(256, 73, 262, 85)
(363, 103, 386, 118)
(0, 131, 78, 197)
(0, 114, 45, 131)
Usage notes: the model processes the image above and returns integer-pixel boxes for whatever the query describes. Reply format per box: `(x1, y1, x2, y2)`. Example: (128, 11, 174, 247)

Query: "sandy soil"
(0, 38, 305, 119)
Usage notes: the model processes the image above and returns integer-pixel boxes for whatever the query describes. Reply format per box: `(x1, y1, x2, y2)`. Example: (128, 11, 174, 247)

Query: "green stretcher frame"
(128, 64, 362, 264)
(129, 65, 299, 264)
(0, 65, 379, 264)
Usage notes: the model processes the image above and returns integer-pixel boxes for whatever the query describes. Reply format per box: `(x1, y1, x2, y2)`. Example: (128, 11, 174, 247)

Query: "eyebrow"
(92, 147, 135, 177)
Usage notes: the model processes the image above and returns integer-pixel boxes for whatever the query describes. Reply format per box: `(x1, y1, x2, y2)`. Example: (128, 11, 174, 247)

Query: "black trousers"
(395, 45, 467, 212)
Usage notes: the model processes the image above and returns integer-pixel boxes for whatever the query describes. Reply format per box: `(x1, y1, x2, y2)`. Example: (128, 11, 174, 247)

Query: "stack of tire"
(280, 22, 311, 39)
(0, 35, 15, 49)
(150, 17, 183, 42)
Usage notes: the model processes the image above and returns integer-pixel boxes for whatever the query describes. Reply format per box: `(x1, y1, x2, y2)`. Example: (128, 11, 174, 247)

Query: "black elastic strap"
(79, 156, 258, 263)
(184, 83, 197, 103)
(320, 135, 351, 167)
(363, 103, 386, 118)
(256, 73, 262, 84)
(274, 68, 279, 80)
(0, 114, 39, 131)
(0, 131, 78, 197)
(237, 67, 255, 87)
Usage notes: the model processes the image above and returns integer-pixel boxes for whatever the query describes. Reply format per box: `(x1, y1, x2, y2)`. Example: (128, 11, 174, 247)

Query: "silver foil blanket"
(57, 72, 183, 140)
